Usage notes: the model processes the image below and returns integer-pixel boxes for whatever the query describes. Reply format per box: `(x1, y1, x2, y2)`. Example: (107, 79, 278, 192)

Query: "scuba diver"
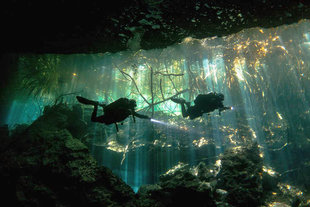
(76, 96, 150, 132)
(171, 92, 231, 120)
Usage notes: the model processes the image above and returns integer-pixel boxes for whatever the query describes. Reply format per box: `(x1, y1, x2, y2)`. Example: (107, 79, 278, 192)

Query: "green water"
(4, 19, 310, 192)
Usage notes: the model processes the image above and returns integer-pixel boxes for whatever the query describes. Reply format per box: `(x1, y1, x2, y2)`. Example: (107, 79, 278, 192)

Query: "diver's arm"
(132, 111, 151, 119)
(219, 106, 231, 115)
(218, 101, 225, 115)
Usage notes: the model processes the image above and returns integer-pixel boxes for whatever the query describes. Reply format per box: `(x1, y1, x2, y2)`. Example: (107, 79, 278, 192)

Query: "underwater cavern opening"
(1, 19, 310, 206)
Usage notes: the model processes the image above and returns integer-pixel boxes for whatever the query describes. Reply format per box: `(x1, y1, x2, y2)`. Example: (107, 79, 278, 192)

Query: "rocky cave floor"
(0, 103, 309, 207)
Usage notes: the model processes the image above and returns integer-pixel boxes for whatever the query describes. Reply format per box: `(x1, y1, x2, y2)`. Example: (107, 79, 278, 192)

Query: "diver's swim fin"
(76, 96, 99, 106)
(171, 97, 186, 104)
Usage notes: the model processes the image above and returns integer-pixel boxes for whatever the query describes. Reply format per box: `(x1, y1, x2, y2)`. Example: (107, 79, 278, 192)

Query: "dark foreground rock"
(137, 162, 216, 207)
(2, 103, 307, 207)
(136, 143, 266, 207)
(0, 104, 136, 207)
(215, 143, 264, 206)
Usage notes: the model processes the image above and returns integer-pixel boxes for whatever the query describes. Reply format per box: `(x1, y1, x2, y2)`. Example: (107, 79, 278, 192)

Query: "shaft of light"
(150, 118, 167, 125)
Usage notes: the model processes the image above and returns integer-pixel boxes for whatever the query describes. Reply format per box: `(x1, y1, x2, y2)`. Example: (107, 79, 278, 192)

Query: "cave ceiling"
(1, 0, 310, 54)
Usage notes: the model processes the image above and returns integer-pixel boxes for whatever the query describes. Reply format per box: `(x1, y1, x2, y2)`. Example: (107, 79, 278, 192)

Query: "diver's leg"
(114, 123, 119, 132)
(180, 103, 189, 118)
(171, 98, 189, 117)
(185, 102, 191, 108)
(91, 104, 100, 122)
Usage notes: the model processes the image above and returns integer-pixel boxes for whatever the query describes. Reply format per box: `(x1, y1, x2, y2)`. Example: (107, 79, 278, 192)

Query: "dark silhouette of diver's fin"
(76, 96, 99, 105)
(171, 97, 186, 104)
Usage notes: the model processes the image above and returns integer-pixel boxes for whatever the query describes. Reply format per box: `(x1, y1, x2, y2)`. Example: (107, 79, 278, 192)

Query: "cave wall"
(1, 0, 309, 123)
(1, 0, 310, 54)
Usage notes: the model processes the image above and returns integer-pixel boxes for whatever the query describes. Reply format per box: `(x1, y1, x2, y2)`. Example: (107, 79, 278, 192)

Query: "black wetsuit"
(91, 98, 150, 127)
(176, 93, 230, 119)
(77, 96, 150, 132)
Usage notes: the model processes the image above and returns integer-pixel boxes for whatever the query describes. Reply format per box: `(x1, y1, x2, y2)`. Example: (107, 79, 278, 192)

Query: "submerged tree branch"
(117, 68, 151, 106)
(153, 89, 189, 105)
(140, 89, 189, 111)
(164, 63, 180, 93)
(150, 66, 154, 116)
(160, 79, 165, 100)
(154, 71, 184, 76)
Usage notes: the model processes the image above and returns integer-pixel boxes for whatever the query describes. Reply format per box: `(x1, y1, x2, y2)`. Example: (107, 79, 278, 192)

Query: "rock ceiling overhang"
(1, 0, 309, 54)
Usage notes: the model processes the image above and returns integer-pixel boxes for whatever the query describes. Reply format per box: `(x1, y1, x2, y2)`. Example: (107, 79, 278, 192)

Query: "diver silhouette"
(76, 96, 150, 132)
(171, 92, 231, 120)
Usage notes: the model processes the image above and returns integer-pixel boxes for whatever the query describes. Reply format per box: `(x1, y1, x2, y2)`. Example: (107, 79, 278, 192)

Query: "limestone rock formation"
(0, 104, 136, 206)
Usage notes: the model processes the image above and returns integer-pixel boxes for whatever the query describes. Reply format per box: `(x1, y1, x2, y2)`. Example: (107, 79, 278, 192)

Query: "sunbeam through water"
(2, 19, 310, 200)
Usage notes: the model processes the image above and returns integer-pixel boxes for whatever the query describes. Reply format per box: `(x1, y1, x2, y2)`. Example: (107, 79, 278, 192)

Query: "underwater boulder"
(0, 104, 137, 207)
(0, 124, 11, 152)
(137, 162, 216, 207)
(216, 143, 264, 207)
(66, 104, 88, 141)
(137, 184, 164, 207)
(41, 104, 88, 141)
(0, 124, 9, 137)
(262, 169, 280, 194)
